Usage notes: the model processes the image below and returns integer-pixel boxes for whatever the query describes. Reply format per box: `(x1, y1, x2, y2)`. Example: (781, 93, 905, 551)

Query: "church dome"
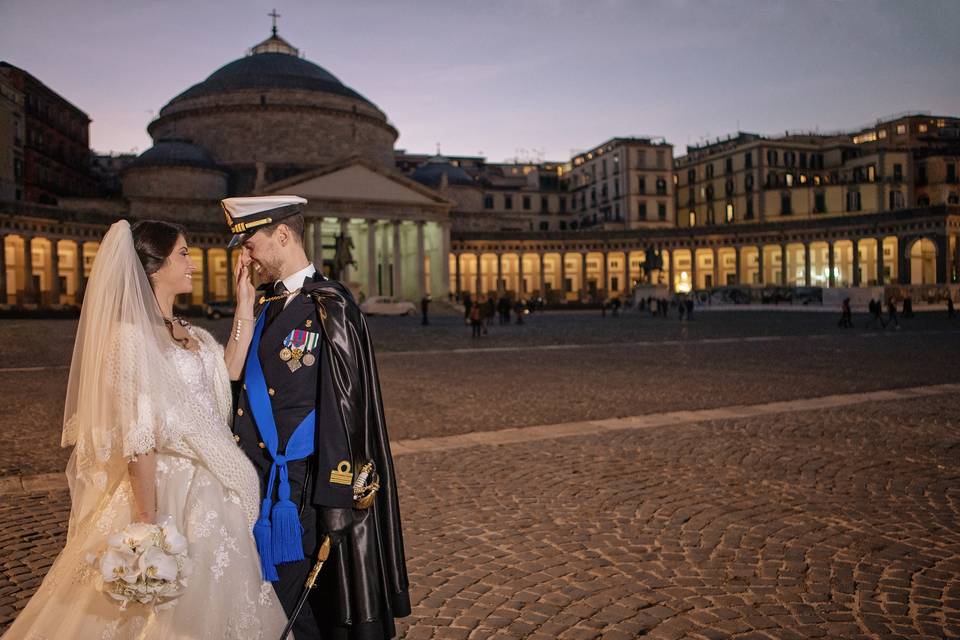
(166, 49, 375, 108)
(410, 156, 476, 188)
(126, 138, 220, 171)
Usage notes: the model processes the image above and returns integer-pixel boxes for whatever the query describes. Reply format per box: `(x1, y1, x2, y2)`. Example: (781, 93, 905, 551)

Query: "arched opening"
(585, 252, 604, 301)
(717, 247, 737, 286)
(563, 252, 583, 302)
(741, 246, 759, 285)
(808, 242, 830, 286)
(833, 240, 854, 287)
(784, 243, 805, 286)
(672, 248, 692, 293)
(909, 238, 937, 284)
(500, 252, 520, 295)
(881, 236, 898, 284)
(542, 253, 562, 302)
(761, 245, 782, 285)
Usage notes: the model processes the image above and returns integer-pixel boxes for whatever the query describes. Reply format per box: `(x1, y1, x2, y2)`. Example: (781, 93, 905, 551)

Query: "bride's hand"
(235, 249, 256, 313)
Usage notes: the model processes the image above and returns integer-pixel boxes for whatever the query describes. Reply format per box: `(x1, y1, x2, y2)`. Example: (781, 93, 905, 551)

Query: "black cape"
(304, 279, 411, 633)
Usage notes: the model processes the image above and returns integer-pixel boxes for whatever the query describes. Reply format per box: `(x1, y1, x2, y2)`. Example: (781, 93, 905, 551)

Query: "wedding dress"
(2, 221, 289, 639)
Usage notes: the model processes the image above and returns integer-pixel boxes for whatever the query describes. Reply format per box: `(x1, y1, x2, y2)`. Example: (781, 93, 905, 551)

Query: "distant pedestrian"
(865, 299, 885, 329)
(838, 297, 853, 328)
(611, 297, 621, 317)
(497, 295, 511, 325)
(463, 292, 473, 323)
(469, 301, 483, 338)
(685, 298, 694, 320)
(887, 297, 900, 329)
(514, 299, 526, 324)
(903, 297, 914, 318)
(483, 296, 495, 334)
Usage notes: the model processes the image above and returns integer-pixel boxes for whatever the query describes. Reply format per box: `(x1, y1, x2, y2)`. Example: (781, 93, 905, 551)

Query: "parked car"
(359, 296, 416, 316)
(203, 300, 236, 319)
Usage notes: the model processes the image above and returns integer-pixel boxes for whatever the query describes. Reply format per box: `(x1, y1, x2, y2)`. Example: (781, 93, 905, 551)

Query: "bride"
(3, 220, 289, 639)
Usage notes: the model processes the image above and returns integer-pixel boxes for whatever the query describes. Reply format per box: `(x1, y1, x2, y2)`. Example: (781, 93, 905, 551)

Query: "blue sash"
(245, 304, 316, 581)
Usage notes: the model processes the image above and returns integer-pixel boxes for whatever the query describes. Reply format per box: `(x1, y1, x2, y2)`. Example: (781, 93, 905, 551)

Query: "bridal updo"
(131, 220, 187, 276)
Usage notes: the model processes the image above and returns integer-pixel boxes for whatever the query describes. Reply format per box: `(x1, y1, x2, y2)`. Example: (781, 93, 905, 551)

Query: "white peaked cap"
(221, 195, 308, 247)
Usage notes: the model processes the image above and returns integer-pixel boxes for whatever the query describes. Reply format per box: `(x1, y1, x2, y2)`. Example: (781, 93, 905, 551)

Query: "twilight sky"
(2, 0, 958, 162)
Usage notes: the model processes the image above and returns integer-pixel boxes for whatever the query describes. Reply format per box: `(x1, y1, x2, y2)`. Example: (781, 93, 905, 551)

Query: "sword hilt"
(304, 535, 332, 589)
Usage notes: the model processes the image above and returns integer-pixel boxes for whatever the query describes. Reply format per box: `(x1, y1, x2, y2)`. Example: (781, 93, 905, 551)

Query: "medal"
(302, 353, 316, 367)
(287, 358, 302, 372)
(291, 347, 304, 360)
(279, 347, 292, 361)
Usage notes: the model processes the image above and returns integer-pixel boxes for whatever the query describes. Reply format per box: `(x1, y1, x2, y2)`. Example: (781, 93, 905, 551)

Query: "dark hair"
(259, 213, 304, 244)
(131, 220, 187, 276)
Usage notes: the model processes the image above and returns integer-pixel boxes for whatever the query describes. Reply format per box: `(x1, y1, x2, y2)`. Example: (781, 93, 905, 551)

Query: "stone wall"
(123, 166, 227, 201)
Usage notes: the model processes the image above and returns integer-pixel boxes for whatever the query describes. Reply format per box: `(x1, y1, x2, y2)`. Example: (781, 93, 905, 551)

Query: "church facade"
(0, 28, 958, 310)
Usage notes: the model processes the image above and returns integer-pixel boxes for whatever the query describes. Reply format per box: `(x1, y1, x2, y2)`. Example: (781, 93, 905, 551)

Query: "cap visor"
(227, 233, 245, 248)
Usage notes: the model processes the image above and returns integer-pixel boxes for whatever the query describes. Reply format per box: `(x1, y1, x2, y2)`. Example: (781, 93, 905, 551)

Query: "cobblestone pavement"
(1, 312, 959, 637)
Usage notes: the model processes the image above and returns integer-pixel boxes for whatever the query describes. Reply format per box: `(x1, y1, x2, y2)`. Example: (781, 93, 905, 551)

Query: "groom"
(223, 195, 411, 639)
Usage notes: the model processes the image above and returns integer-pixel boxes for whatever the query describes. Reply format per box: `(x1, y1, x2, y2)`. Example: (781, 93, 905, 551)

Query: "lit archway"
(909, 238, 937, 284)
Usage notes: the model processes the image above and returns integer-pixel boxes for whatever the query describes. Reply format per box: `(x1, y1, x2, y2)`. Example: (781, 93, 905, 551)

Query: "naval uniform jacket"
(232, 273, 411, 639)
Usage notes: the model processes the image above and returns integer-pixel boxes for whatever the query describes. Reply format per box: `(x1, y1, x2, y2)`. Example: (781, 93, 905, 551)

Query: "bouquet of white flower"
(88, 516, 193, 610)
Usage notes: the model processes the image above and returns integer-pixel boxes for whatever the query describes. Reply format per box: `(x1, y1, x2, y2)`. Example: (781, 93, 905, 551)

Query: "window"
(638, 202, 647, 219)
(799, 152, 808, 169)
(725, 203, 734, 223)
(785, 174, 794, 187)
(522, 196, 531, 210)
(780, 192, 792, 215)
(559, 197, 567, 213)
(636, 150, 645, 167)
(867, 165, 876, 182)
(846, 190, 861, 212)
(767, 150, 778, 166)
(539, 221, 549, 231)
(948, 192, 959, 205)
(745, 174, 754, 191)
(656, 177, 667, 195)
(814, 192, 826, 213)
(657, 202, 666, 220)
(559, 221, 567, 230)
(893, 163, 903, 181)
(745, 151, 753, 169)
(590, 189, 596, 205)
(706, 164, 714, 179)
(707, 206, 715, 225)
(687, 169, 696, 184)
(601, 183, 608, 201)
(745, 198, 754, 219)
(918, 123, 928, 133)
(767, 172, 777, 188)
(896, 124, 907, 135)
(541, 197, 549, 212)
(638, 177, 646, 193)
(784, 151, 795, 167)
(947, 163, 957, 183)
(687, 188, 695, 205)
(505, 195, 513, 210)
(614, 203, 621, 220)
(484, 195, 494, 209)
(917, 164, 927, 185)
(725, 179, 734, 195)
(614, 181, 620, 198)
(889, 190, 903, 210)
(656, 150, 666, 169)
(725, 158, 733, 174)
(613, 154, 620, 173)
(688, 211, 696, 226)
(878, 129, 887, 139)
(705, 184, 714, 200)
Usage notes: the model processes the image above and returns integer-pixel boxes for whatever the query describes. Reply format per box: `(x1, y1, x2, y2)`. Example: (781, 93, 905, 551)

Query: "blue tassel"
(253, 500, 279, 581)
(270, 481, 305, 564)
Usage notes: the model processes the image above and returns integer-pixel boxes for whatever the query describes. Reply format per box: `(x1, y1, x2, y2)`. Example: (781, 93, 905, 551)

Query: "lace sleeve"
(105, 324, 162, 459)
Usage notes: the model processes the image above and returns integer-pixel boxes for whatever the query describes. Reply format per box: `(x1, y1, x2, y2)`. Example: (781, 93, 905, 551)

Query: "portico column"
(226, 248, 235, 300)
(560, 252, 567, 301)
(757, 245, 764, 285)
(22, 235, 35, 304)
(312, 219, 324, 271)
(601, 251, 609, 296)
(580, 252, 588, 299)
(852, 238, 861, 286)
(712, 247, 720, 288)
(624, 251, 632, 295)
(517, 252, 525, 297)
(734, 245, 741, 285)
(440, 221, 451, 297)
(50, 239, 61, 305)
(366, 220, 377, 297)
(539, 253, 546, 297)
(897, 236, 909, 285)
(454, 252, 462, 296)
(690, 247, 697, 290)
(804, 243, 812, 286)
(341, 219, 353, 282)
(0, 234, 7, 304)
(876, 237, 885, 285)
(415, 221, 425, 301)
(668, 247, 675, 292)
(936, 234, 949, 284)
(475, 252, 482, 296)
(780, 242, 788, 285)
(201, 247, 210, 303)
(496, 252, 503, 294)
(75, 240, 86, 304)
(392, 220, 402, 299)
(828, 241, 836, 287)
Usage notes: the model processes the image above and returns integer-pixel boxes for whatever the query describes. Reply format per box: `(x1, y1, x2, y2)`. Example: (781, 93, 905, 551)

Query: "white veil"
(60, 220, 260, 534)
(61, 221, 180, 535)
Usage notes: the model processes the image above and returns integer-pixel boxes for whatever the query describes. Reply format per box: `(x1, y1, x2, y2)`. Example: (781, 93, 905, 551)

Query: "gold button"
(258, 442, 266, 449)
(233, 434, 240, 442)
(268, 388, 275, 396)
(242, 383, 247, 390)
(237, 408, 244, 416)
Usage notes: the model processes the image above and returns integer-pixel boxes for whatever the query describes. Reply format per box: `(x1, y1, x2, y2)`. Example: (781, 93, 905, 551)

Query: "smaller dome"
(126, 139, 221, 171)
(410, 155, 476, 188)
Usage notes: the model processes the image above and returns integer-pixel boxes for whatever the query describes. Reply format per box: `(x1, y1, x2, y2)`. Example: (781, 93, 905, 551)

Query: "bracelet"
(233, 316, 254, 342)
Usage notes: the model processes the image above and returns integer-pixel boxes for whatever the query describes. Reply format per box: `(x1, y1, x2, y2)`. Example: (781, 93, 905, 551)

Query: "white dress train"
(3, 327, 290, 639)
